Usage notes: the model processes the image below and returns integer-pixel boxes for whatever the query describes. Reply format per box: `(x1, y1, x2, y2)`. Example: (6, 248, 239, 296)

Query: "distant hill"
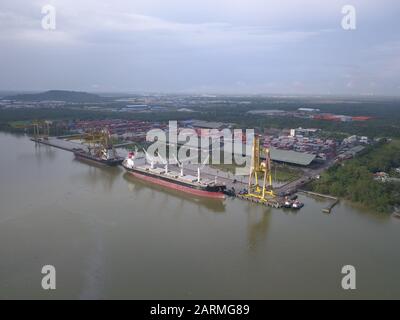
(5, 90, 106, 103)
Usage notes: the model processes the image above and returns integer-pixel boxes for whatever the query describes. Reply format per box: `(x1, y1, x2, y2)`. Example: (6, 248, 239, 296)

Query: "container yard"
(263, 132, 337, 163)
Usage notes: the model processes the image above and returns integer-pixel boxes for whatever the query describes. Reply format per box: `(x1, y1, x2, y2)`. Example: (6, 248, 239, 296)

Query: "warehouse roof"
(232, 142, 317, 166)
(191, 120, 225, 129)
(267, 148, 316, 166)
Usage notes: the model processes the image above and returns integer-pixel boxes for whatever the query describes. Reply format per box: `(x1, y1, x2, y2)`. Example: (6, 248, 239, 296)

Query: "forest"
(1, 96, 400, 139)
(311, 139, 400, 213)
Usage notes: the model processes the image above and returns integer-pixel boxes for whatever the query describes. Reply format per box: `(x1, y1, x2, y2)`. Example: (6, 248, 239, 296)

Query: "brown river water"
(0, 132, 399, 299)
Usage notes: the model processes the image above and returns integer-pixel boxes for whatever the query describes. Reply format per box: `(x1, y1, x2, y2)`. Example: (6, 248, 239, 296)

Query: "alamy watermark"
(341, 265, 356, 290)
(41, 265, 56, 290)
(40, 4, 357, 33)
(144, 121, 254, 176)
(41, 5, 56, 30)
(341, 5, 357, 30)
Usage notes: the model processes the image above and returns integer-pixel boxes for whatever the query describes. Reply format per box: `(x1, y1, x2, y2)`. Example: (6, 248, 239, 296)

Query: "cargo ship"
(122, 152, 226, 199)
(72, 128, 123, 166)
(73, 147, 123, 166)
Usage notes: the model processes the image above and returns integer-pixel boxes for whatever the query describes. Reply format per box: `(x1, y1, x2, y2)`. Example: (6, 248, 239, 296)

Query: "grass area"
(272, 164, 303, 182)
(210, 163, 244, 174)
(211, 161, 302, 182)
(8, 120, 32, 128)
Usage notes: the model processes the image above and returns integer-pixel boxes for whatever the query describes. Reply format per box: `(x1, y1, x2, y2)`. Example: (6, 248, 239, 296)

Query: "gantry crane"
(33, 120, 51, 140)
(246, 135, 274, 201)
(81, 128, 117, 159)
(14, 120, 51, 140)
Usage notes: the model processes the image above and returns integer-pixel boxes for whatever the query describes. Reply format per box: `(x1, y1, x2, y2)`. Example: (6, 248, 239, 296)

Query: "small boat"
(284, 198, 293, 208)
(291, 200, 304, 209)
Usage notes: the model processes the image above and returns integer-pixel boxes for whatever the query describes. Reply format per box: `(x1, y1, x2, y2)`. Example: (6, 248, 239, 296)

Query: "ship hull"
(125, 167, 225, 199)
(74, 152, 123, 166)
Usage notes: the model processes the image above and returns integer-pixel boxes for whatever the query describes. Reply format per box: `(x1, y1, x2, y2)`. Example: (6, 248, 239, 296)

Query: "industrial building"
(297, 107, 320, 112)
(190, 120, 231, 130)
(268, 148, 316, 166)
(290, 127, 320, 137)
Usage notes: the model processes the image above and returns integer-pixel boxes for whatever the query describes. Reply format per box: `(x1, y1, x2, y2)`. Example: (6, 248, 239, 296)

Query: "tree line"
(311, 139, 400, 213)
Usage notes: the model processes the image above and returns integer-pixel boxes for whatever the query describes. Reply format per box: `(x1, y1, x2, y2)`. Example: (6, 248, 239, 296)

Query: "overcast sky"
(1, 0, 400, 95)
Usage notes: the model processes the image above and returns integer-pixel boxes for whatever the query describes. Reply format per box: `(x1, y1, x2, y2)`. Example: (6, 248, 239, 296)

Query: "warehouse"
(266, 148, 316, 166)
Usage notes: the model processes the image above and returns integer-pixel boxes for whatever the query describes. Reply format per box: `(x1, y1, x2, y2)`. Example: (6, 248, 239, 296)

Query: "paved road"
(274, 159, 336, 195)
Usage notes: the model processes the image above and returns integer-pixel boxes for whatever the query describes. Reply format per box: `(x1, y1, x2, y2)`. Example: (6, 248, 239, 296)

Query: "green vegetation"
(211, 162, 302, 182)
(272, 164, 302, 182)
(210, 163, 241, 175)
(1, 96, 400, 138)
(0, 107, 191, 135)
(196, 97, 400, 138)
(311, 139, 400, 213)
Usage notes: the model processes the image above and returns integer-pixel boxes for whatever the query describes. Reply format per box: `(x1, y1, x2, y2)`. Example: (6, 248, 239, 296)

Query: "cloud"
(0, 0, 399, 94)
(0, 3, 319, 50)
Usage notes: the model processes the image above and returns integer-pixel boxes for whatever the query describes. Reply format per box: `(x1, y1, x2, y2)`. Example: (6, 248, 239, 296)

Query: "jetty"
(30, 137, 89, 152)
(298, 190, 339, 213)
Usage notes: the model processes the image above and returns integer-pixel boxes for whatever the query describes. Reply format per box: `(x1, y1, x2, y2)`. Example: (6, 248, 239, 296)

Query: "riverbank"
(310, 139, 400, 213)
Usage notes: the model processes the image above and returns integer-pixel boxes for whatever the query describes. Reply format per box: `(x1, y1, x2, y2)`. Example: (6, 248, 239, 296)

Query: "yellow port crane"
(33, 120, 51, 140)
(13, 120, 51, 140)
(246, 135, 274, 201)
(81, 128, 117, 159)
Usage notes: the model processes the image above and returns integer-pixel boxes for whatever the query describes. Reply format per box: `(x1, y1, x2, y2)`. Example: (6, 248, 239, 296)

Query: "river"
(0, 132, 399, 299)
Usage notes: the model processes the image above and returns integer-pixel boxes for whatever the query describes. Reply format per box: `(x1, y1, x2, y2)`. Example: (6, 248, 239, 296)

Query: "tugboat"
(291, 200, 304, 209)
(283, 196, 304, 209)
(284, 197, 293, 208)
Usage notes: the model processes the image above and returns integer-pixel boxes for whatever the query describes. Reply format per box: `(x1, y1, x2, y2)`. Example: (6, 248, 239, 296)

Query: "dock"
(164, 163, 283, 207)
(31, 137, 89, 152)
(298, 190, 339, 213)
(30, 136, 288, 210)
(235, 193, 283, 208)
(114, 142, 137, 148)
(322, 199, 339, 213)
